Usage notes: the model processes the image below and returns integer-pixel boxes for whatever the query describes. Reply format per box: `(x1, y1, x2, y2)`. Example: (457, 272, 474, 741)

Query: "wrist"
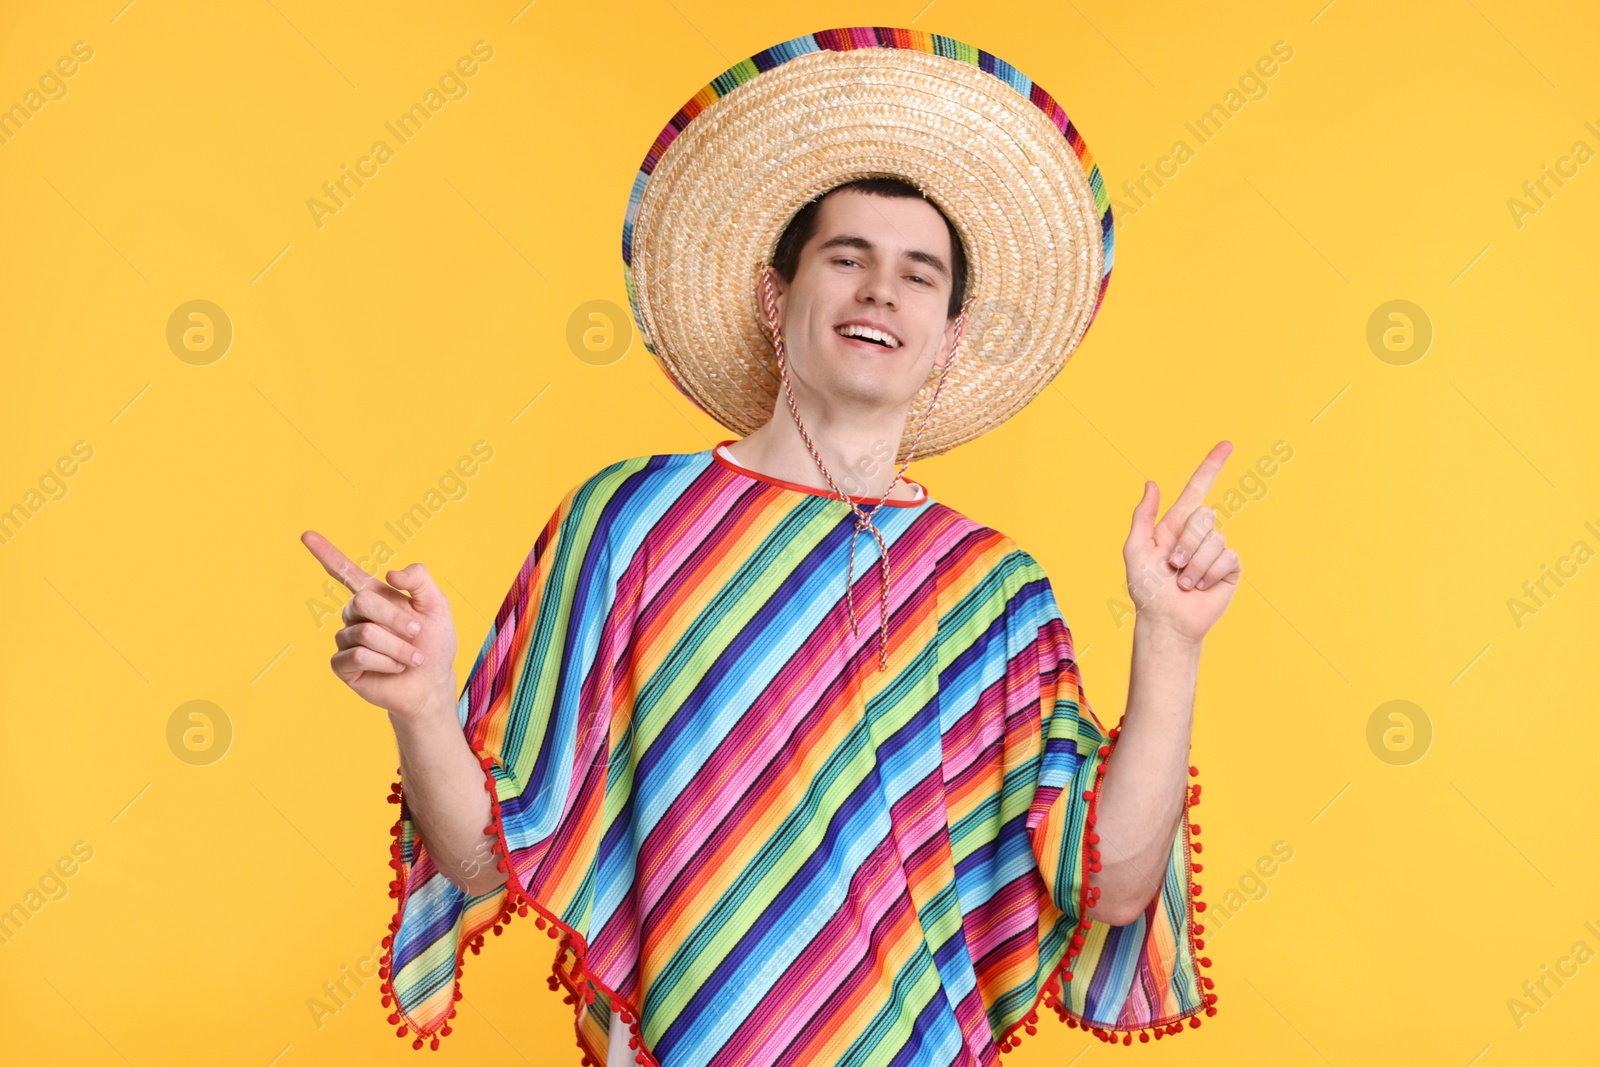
(1133, 618, 1203, 657)
(389, 682, 460, 737)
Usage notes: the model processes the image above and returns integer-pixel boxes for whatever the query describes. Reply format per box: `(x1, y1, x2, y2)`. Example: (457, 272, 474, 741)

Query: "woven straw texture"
(623, 27, 1114, 461)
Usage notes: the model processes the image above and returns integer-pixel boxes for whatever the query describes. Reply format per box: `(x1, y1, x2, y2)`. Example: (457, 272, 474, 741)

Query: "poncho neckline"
(712, 438, 929, 506)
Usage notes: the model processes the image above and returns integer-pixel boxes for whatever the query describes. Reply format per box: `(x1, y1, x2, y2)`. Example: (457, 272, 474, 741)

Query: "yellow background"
(3, 1, 1596, 1064)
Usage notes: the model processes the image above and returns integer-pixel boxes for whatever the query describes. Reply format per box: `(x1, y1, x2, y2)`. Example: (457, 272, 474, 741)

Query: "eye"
(907, 275, 928, 286)
(832, 257, 859, 267)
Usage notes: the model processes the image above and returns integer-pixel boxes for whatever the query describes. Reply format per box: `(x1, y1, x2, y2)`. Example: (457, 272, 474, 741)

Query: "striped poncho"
(377, 441, 1215, 1063)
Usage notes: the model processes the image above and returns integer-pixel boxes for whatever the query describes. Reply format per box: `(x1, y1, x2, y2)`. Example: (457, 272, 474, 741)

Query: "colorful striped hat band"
(758, 260, 973, 670)
(623, 26, 1115, 464)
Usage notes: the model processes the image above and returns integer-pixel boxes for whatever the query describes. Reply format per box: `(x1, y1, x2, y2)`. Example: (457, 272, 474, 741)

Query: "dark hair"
(769, 177, 969, 319)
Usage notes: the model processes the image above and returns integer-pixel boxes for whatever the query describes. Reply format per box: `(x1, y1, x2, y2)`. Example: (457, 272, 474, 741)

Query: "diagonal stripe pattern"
(377, 443, 1211, 1062)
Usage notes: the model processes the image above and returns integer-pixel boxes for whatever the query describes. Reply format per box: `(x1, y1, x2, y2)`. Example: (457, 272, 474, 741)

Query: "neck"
(726, 405, 919, 502)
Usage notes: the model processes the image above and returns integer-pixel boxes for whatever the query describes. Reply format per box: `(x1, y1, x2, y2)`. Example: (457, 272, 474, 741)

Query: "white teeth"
(835, 324, 900, 349)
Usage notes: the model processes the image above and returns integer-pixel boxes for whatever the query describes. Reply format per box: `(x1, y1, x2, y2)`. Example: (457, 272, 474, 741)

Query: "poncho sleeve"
(376, 475, 651, 1061)
(998, 545, 1217, 1051)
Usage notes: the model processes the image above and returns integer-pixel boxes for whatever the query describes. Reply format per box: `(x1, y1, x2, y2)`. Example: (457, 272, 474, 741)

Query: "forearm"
(1088, 621, 1201, 924)
(390, 685, 506, 896)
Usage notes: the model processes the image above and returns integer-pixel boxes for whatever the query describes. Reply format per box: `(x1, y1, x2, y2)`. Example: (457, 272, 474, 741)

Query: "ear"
(757, 262, 787, 331)
(930, 312, 961, 373)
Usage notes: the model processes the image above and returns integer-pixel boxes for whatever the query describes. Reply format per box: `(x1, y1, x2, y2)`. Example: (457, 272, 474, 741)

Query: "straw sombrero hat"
(622, 27, 1114, 463)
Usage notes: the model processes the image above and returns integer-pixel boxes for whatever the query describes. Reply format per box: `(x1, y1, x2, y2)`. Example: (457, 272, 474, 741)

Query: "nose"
(856, 262, 898, 309)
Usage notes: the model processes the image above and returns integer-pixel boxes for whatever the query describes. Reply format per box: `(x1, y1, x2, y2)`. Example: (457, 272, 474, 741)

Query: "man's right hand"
(301, 530, 459, 723)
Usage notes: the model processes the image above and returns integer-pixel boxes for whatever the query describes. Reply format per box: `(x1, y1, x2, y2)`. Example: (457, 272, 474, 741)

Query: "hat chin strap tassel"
(755, 261, 973, 671)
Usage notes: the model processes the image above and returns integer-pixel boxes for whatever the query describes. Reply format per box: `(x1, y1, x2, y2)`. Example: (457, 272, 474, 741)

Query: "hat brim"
(623, 27, 1113, 461)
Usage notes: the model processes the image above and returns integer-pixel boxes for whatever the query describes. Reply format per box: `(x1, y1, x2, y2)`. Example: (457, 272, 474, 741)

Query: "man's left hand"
(1123, 440, 1242, 645)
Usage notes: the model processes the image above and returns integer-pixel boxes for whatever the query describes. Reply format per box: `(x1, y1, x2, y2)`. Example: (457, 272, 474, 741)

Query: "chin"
(830, 366, 921, 401)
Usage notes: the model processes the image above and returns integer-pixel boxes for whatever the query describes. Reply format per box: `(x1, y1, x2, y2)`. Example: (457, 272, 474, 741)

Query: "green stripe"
(500, 458, 642, 784)
(632, 496, 844, 755)
(710, 57, 759, 98)
(836, 944, 946, 1067)
(642, 708, 884, 1024)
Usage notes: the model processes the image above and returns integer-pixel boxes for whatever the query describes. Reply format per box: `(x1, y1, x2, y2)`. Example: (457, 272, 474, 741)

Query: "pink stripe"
(635, 473, 749, 606)
(891, 774, 951, 858)
(939, 695, 1006, 782)
(633, 671, 825, 912)
(634, 516, 949, 918)
(962, 876, 1043, 963)
(634, 597, 883, 914)
(713, 836, 910, 1067)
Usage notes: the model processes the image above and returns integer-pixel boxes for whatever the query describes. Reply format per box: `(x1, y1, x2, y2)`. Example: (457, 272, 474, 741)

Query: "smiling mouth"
(834, 325, 902, 350)
(838, 335, 895, 352)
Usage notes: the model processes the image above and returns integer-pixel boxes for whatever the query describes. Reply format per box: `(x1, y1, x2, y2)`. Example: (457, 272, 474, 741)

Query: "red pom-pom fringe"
(993, 727, 1217, 1055)
(379, 758, 661, 1064)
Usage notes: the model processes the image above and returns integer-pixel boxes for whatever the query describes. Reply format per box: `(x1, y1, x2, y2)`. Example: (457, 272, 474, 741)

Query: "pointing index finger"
(301, 530, 377, 595)
(1158, 441, 1233, 539)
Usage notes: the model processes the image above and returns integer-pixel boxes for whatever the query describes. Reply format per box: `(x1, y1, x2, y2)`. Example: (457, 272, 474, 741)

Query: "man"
(304, 27, 1235, 1064)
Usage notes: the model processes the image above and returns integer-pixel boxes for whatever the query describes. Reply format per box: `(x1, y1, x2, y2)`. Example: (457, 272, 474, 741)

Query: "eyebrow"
(815, 233, 951, 282)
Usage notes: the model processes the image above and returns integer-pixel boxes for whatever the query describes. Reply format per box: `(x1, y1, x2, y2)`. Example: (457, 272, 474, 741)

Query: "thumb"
(387, 562, 446, 613)
(1129, 480, 1159, 541)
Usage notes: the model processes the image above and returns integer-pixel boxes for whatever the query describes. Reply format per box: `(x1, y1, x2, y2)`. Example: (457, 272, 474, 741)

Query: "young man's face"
(767, 189, 960, 419)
